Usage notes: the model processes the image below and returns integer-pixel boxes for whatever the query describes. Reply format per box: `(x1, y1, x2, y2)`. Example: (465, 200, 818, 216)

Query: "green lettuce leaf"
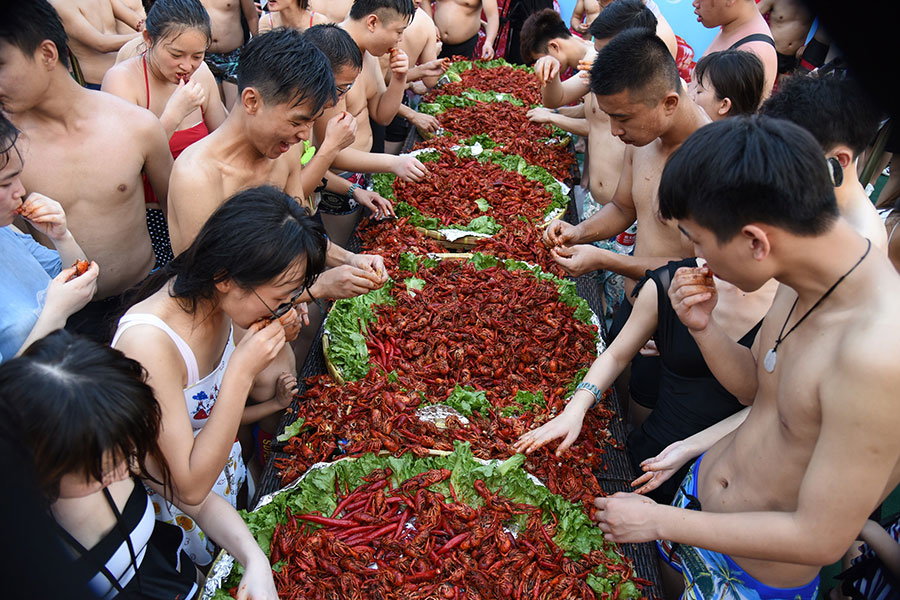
(467, 252, 499, 270)
(276, 417, 306, 443)
(443, 384, 492, 417)
(324, 283, 395, 381)
(372, 172, 396, 201)
(403, 277, 426, 297)
(501, 390, 546, 416)
(475, 198, 491, 212)
(397, 252, 419, 274)
(464, 215, 501, 234)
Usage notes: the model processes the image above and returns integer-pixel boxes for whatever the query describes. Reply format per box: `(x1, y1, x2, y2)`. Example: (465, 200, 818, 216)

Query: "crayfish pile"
(263, 467, 648, 600)
(392, 147, 554, 230)
(275, 368, 616, 510)
(365, 261, 596, 407)
(425, 63, 542, 106)
(357, 217, 445, 274)
(424, 102, 575, 180)
(473, 228, 566, 278)
(244, 58, 655, 599)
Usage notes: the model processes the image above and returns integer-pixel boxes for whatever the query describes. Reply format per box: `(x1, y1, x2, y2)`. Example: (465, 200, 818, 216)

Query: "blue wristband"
(574, 381, 603, 406)
(347, 182, 361, 199)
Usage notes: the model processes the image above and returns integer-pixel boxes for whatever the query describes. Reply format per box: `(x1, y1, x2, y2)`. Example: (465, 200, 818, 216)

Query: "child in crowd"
(112, 186, 328, 565)
(102, 0, 228, 266)
(0, 114, 98, 363)
(689, 49, 765, 120)
(0, 330, 277, 599)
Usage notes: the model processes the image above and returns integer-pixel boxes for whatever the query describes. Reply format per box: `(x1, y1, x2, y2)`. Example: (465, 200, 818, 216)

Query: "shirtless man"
(693, 0, 777, 98)
(0, 1, 172, 342)
(570, 0, 601, 36)
(522, 2, 656, 206)
(201, 0, 259, 106)
(543, 29, 708, 296)
(594, 115, 900, 600)
(167, 28, 384, 297)
(542, 29, 708, 412)
(756, 0, 812, 77)
(378, 0, 447, 153)
(421, 0, 498, 60)
(49, 0, 142, 87)
(760, 75, 887, 250)
(308, 0, 429, 244)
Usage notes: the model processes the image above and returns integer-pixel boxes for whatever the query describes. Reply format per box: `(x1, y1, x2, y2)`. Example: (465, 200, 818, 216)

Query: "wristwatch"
(574, 381, 603, 406)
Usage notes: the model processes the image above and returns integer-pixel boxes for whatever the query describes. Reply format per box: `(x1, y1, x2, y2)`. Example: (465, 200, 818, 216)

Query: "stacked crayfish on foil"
(211, 60, 652, 600)
(264, 465, 650, 600)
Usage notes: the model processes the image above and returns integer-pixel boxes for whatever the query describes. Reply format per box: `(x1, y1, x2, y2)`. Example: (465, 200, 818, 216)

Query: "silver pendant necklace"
(763, 239, 871, 373)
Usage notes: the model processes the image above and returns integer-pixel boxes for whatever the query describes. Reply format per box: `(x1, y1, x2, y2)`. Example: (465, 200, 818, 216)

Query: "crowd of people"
(1, 0, 899, 598)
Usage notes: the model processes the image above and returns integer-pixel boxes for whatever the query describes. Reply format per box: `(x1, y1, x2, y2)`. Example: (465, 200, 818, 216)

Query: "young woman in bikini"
(101, 0, 228, 265)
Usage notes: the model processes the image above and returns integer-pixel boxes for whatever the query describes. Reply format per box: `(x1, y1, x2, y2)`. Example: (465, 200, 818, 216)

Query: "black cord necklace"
(763, 238, 872, 373)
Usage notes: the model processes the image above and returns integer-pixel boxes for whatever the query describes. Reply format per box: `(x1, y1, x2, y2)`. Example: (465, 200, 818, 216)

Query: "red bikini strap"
(142, 52, 150, 110)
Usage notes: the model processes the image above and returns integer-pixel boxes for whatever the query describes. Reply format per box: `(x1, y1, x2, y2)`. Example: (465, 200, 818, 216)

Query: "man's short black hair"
(519, 9, 571, 65)
(237, 28, 336, 112)
(304, 24, 363, 72)
(659, 116, 840, 243)
(759, 74, 884, 158)
(348, 0, 415, 24)
(590, 28, 679, 104)
(0, 0, 69, 68)
(589, 0, 657, 41)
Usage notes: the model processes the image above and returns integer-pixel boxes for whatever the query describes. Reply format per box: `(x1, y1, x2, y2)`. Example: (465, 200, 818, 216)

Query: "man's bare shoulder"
(171, 137, 221, 184)
(833, 260, 900, 371)
(84, 89, 158, 129)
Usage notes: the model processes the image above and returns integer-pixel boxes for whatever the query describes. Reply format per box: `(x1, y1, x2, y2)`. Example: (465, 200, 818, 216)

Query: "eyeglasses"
(336, 82, 354, 97)
(252, 287, 305, 321)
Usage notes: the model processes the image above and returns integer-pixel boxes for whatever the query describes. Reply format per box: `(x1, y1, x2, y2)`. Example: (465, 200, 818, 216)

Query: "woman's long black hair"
(130, 185, 328, 314)
(0, 330, 173, 502)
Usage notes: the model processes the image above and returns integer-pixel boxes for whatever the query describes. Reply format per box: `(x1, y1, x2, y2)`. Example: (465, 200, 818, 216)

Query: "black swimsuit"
(55, 479, 198, 599)
(626, 258, 761, 503)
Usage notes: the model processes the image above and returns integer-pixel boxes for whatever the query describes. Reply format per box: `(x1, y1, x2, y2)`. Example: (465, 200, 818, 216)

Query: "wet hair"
(145, 0, 212, 46)
(0, 330, 172, 503)
(590, 28, 680, 104)
(759, 74, 884, 158)
(693, 50, 764, 117)
(0, 113, 22, 172)
(519, 9, 571, 65)
(348, 0, 415, 24)
(128, 185, 328, 314)
(305, 24, 363, 72)
(0, 0, 69, 68)
(237, 28, 336, 111)
(589, 0, 657, 42)
(659, 116, 839, 243)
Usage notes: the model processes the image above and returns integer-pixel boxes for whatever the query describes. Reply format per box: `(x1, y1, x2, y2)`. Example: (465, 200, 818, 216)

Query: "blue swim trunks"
(657, 454, 820, 600)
